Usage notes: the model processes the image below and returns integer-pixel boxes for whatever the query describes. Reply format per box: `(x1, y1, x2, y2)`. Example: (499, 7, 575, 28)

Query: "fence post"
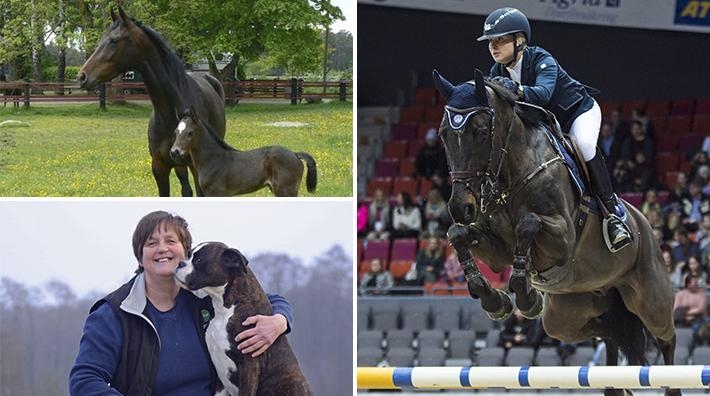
(339, 79, 347, 102)
(290, 78, 297, 105)
(99, 83, 106, 111)
(23, 80, 30, 108)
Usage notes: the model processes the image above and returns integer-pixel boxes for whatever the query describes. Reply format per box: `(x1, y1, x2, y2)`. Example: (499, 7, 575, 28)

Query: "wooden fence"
(0, 79, 352, 109)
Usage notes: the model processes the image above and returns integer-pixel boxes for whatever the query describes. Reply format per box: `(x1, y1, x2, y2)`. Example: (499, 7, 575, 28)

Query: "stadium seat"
(374, 158, 399, 178)
(417, 329, 446, 349)
(620, 192, 643, 208)
(401, 300, 431, 332)
(462, 304, 496, 336)
(648, 116, 668, 134)
(424, 106, 444, 123)
(485, 329, 501, 348)
(414, 87, 437, 106)
(399, 105, 425, 123)
(679, 134, 706, 152)
(691, 346, 710, 364)
(417, 347, 447, 366)
(505, 347, 535, 366)
(419, 178, 433, 197)
(666, 115, 693, 135)
(363, 239, 390, 262)
(448, 329, 476, 359)
(670, 98, 695, 116)
(664, 172, 680, 189)
(675, 327, 695, 350)
(382, 140, 408, 158)
(387, 329, 415, 349)
(366, 177, 393, 197)
(645, 99, 670, 117)
(407, 141, 423, 158)
(388, 260, 413, 280)
(392, 177, 418, 198)
(391, 122, 418, 140)
(674, 345, 689, 365)
(656, 152, 680, 174)
(417, 122, 440, 140)
(370, 300, 400, 331)
(691, 114, 710, 134)
(534, 347, 562, 366)
(476, 347, 505, 366)
(386, 347, 416, 366)
(620, 99, 645, 119)
(598, 100, 619, 117)
(655, 135, 679, 152)
(398, 157, 416, 177)
(390, 238, 418, 261)
(432, 300, 462, 332)
(358, 330, 385, 349)
(357, 347, 384, 366)
(695, 98, 710, 115)
(565, 346, 595, 366)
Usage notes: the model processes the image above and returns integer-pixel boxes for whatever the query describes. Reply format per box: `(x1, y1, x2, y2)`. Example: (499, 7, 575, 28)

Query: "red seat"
(670, 98, 695, 116)
(374, 158, 398, 178)
(657, 190, 669, 205)
(417, 123, 440, 140)
(391, 238, 418, 261)
(399, 105, 425, 123)
(679, 134, 706, 152)
(620, 192, 643, 209)
(392, 177, 418, 198)
(399, 157, 416, 177)
(655, 135, 679, 152)
(366, 177, 393, 197)
(419, 178, 433, 197)
(363, 240, 391, 262)
(645, 100, 670, 117)
(391, 123, 418, 140)
(389, 260, 413, 279)
(665, 172, 680, 189)
(620, 99, 646, 119)
(599, 100, 619, 118)
(656, 152, 680, 174)
(357, 239, 364, 263)
(383, 140, 408, 159)
(666, 115, 693, 135)
(407, 141, 423, 157)
(424, 106, 444, 123)
(695, 98, 710, 115)
(691, 114, 710, 135)
(414, 87, 437, 106)
(648, 116, 668, 135)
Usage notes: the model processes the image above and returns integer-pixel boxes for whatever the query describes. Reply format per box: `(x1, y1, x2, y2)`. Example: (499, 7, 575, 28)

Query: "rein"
(444, 101, 562, 214)
(444, 104, 514, 214)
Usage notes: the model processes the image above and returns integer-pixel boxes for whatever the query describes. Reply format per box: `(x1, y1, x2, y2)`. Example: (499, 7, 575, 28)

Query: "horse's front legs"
(151, 156, 173, 197)
(509, 212, 544, 319)
(447, 223, 513, 321)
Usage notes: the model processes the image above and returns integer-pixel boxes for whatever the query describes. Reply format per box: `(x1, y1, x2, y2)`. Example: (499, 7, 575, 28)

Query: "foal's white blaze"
(177, 121, 187, 135)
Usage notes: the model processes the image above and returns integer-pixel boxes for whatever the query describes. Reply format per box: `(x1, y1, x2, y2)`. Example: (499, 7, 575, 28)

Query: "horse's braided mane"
(131, 19, 191, 93)
(197, 118, 237, 152)
(485, 79, 546, 128)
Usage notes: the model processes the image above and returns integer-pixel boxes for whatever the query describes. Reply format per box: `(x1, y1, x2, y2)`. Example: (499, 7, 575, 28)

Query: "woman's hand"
(235, 314, 288, 357)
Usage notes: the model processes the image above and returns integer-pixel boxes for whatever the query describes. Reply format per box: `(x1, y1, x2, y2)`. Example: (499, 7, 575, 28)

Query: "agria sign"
(675, 0, 710, 26)
(538, 0, 621, 10)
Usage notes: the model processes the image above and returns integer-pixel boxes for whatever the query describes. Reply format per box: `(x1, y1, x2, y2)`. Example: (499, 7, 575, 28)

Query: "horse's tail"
(604, 287, 649, 365)
(203, 73, 225, 101)
(295, 152, 317, 193)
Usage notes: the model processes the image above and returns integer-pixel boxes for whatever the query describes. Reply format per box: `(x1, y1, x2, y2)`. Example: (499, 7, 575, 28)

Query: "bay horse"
(170, 107, 317, 197)
(433, 69, 678, 396)
(78, 6, 225, 196)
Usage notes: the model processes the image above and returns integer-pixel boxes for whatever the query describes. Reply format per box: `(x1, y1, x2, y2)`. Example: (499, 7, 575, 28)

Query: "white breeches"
(569, 99, 601, 161)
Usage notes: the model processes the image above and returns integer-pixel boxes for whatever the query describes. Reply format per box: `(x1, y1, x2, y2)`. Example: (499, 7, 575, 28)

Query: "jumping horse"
(170, 106, 317, 197)
(78, 6, 225, 196)
(433, 69, 678, 396)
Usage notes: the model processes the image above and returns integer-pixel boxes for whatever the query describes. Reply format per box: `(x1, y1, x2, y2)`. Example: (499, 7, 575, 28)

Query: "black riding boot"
(586, 150, 632, 252)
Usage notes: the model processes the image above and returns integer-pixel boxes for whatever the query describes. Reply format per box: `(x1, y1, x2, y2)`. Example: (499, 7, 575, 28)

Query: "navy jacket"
(490, 46, 596, 132)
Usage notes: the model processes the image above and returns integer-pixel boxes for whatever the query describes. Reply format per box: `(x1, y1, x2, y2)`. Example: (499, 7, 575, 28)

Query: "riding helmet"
(476, 7, 531, 43)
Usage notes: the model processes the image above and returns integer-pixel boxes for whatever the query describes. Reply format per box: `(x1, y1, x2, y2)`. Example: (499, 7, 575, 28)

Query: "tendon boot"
(586, 150, 632, 252)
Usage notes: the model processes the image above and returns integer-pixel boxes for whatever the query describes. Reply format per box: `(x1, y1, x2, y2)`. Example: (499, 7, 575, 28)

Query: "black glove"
(491, 76, 522, 98)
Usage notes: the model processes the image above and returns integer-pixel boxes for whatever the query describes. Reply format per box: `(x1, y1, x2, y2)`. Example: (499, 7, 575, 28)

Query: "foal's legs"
(509, 212, 544, 319)
(174, 165, 193, 197)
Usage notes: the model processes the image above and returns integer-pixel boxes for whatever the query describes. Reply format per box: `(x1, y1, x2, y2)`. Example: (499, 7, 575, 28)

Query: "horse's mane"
(197, 118, 237, 152)
(485, 79, 547, 128)
(131, 19, 191, 93)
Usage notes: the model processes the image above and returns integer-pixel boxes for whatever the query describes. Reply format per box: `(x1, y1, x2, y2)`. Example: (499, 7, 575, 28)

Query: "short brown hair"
(132, 211, 191, 273)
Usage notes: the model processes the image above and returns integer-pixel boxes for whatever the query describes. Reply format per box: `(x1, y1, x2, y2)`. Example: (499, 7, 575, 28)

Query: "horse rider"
(477, 7, 632, 252)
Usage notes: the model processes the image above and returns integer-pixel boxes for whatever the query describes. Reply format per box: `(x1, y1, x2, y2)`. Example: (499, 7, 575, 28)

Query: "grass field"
(0, 101, 352, 197)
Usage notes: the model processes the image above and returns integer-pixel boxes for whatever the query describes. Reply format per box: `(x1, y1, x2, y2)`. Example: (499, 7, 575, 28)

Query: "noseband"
(444, 104, 514, 213)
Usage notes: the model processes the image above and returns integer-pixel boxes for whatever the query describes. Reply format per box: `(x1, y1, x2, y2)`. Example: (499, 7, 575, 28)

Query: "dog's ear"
(222, 248, 248, 272)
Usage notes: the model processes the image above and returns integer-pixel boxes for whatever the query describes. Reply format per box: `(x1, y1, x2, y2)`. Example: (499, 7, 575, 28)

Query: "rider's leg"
(569, 100, 632, 252)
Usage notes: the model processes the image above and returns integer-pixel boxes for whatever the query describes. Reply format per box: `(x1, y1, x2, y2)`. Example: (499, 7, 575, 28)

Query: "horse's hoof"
(520, 291, 543, 320)
(486, 289, 513, 321)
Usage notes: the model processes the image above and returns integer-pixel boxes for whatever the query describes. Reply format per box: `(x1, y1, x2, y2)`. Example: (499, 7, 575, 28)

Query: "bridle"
(443, 102, 515, 214)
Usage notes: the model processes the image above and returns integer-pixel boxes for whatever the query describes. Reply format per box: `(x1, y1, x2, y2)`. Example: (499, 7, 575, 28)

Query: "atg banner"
(358, 0, 710, 34)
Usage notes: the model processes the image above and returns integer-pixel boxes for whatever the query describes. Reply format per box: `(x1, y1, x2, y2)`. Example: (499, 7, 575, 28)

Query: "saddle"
(515, 101, 599, 239)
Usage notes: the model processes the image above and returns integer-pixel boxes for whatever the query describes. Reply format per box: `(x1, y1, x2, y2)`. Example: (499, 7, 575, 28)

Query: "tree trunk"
(56, 47, 66, 95)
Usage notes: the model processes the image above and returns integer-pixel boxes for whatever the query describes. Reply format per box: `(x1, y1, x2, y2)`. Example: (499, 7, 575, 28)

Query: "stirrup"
(602, 214, 632, 253)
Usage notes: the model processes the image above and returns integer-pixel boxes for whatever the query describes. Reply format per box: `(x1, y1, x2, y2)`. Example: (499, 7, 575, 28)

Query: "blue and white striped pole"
(357, 366, 710, 389)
